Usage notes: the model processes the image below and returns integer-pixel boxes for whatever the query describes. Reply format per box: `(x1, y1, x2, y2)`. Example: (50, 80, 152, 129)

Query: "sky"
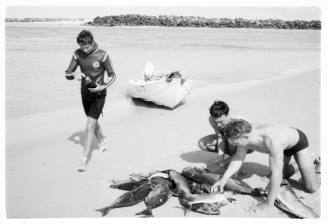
(5, 6, 321, 20)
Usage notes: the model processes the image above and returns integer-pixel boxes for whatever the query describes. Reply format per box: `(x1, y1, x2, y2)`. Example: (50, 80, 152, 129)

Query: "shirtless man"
(211, 119, 319, 210)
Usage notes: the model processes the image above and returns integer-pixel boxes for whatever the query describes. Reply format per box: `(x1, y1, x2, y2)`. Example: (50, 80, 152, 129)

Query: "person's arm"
(211, 146, 247, 192)
(65, 52, 79, 80)
(221, 146, 247, 180)
(102, 52, 116, 88)
(266, 140, 284, 205)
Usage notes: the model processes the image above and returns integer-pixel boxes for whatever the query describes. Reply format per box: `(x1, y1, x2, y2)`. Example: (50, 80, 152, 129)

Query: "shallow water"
(5, 23, 320, 118)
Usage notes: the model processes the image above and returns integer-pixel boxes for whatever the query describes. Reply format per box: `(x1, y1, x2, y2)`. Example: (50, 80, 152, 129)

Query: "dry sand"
(6, 70, 321, 218)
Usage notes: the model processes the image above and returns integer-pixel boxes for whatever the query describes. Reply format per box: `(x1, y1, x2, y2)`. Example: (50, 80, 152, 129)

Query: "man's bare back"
(243, 124, 300, 155)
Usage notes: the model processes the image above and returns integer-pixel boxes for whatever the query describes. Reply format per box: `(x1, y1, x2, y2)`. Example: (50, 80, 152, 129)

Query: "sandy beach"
(6, 68, 321, 218)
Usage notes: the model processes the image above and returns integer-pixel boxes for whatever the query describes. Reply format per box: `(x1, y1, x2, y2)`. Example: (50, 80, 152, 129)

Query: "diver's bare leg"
(78, 116, 97, 171)
(294, 149, 319, 193)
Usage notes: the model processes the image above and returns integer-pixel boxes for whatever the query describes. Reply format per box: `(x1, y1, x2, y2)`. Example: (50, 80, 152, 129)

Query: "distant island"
(6, 14, 321, 30)
(5, 18, 90, 23)
(86, 14, 321, 30)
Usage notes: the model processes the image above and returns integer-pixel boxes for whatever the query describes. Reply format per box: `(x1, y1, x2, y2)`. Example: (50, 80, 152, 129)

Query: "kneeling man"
(211, 119, 319, 210)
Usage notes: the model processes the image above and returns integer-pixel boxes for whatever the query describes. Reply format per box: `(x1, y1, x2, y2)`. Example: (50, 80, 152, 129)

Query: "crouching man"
(211, 119, 319, 211)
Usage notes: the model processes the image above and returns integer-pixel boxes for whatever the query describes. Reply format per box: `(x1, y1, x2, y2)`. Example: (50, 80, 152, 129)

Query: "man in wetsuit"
(211, 119, 319, 211)
(65, 30, 116, 171)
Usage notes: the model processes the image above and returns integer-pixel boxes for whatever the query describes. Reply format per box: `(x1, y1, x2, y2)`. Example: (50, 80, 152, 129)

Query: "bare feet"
(98, 139, 108, 154)
(314, 157, 320, 174)
(77, 157, 89, 172)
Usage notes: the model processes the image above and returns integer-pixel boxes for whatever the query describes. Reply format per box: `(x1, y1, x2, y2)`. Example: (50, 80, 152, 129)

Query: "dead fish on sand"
(275, 181, 319, 218)
(168, 169, 231, 215)
(96, 182, 151, 216)
(110, 179, 147, 191)
(168, 169, 192, 196)
(182, 167, 256, 195)
(135, 177, 171, 217)
(178, 188, 232, 215)
(110, 171, 169, 191)
(181, 191, 230, 205)
(184, 182, 235, 206)
(169, 170, 219, 215)
(180, 199, 222, 215)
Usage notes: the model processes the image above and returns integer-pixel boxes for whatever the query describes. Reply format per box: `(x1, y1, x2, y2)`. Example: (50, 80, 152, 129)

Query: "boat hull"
(128, 78, 193, 109)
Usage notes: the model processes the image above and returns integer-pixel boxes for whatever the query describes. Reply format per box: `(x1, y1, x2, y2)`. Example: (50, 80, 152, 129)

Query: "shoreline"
(6, 22, 322, 32)
(6, 68, 319, 147)
(84, 14, 321, 30)
(6, 64, 319, 121)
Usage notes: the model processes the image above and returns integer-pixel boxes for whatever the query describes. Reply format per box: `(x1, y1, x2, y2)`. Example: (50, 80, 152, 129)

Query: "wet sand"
(5, 68, 321, 218)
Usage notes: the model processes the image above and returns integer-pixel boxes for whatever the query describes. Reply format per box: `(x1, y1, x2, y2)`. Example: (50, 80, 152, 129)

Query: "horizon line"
(5, 15, 322, 22)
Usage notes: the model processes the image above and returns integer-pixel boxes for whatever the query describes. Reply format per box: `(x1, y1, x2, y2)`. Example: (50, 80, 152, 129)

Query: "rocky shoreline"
(86, 14, 321, 30)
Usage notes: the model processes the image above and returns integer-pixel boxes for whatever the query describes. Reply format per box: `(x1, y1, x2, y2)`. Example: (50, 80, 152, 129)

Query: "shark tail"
(95, 206, 111, 216)
(135, 208, 153, 217)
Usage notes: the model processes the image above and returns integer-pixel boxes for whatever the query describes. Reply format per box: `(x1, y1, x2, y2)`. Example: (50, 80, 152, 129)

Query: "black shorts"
(284, 129, 309, 157)
(81, 87, 106, 120)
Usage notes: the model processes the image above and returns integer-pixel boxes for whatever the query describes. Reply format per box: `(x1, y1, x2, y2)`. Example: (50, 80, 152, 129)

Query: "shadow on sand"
(67, 130, 99, 151)
(130, 97, 185, 110)
(195, 134, 315, 192)
(180, 147, 312, 193)
(180, 150, 270, 180)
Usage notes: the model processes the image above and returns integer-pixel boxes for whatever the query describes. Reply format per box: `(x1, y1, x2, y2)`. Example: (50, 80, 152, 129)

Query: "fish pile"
(96, 167, 264, 217)
(96, 167, 318, 218)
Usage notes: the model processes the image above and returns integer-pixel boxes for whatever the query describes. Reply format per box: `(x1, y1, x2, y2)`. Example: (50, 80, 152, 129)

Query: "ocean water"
(5, 23, 320, 119)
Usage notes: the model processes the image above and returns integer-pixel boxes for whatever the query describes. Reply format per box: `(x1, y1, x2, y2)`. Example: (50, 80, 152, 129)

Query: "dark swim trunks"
(283, 129, 309, 157)
(81, 85, 106, 120)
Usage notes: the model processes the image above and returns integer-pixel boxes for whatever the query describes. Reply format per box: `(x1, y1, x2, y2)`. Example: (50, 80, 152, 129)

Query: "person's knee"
(304, 182, 318, 193)
(94, 122, 100, 132)
(305, 186, 317, 193)
(86, 119, 96, 131)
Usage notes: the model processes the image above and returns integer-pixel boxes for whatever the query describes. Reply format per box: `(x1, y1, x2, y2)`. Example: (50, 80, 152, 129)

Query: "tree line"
(86, 14, 321, 30)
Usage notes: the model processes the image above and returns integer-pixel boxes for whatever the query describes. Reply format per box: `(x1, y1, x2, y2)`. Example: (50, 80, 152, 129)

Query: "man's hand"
(210, 178, 226, 193)
(88, 84, 106, 92)
(205, 139, 218, 151)
(75, 72, 85, 81)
